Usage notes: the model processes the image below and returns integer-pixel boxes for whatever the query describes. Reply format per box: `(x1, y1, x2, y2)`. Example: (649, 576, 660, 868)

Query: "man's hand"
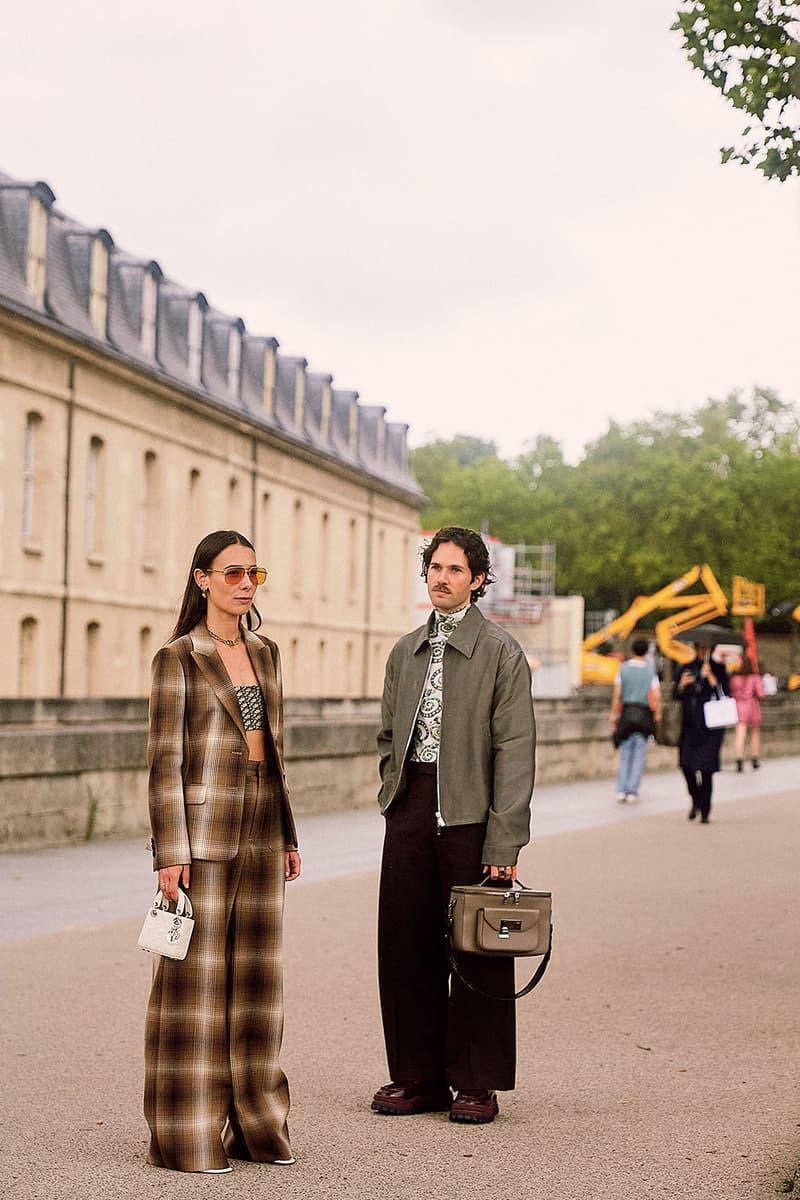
(483, 864, 517, 882)
(158, 864, 190, 902)
(284, 851, 301, 882)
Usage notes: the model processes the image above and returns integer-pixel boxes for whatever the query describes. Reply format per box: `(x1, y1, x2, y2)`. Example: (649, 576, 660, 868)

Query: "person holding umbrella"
(673, 627, 734, 823)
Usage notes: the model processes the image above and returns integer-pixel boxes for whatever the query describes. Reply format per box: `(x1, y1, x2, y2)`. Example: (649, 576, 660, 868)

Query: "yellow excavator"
(581, 564, 729, 685)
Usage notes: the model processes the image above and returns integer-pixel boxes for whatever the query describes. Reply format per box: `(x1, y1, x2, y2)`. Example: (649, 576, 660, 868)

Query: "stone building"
(0, 171, 425, 699)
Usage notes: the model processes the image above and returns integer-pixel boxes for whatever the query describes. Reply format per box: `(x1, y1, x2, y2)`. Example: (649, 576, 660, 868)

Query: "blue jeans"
(616, 732, 648, 796)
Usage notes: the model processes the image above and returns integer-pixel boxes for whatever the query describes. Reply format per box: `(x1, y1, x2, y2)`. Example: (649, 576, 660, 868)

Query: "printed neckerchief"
(409, 611, 461, 763)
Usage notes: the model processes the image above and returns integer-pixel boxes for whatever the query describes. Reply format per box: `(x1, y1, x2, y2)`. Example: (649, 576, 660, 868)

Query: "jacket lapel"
(190, 626, 247, 738)
(245, 628, 281, 745)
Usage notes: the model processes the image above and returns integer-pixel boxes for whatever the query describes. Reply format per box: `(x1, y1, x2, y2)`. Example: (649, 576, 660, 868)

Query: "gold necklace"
(207, 627, 241, 647)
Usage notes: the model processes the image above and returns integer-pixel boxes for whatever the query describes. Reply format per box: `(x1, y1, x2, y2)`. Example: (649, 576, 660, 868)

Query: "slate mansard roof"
(0, 169, 423, 502)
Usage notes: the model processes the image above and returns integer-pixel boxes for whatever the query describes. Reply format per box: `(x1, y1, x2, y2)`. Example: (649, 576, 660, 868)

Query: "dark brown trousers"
(378, 763, 517, 1092)
(144, 761, 291, 1172)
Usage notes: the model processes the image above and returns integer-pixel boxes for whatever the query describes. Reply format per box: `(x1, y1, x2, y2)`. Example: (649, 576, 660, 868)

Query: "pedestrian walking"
(372, 526, 536, 1125)
(144, 529, 301, 1174)
(730, 652, 766, 770)
(673, 639, 730, 824)
(609, 638, 662, 803)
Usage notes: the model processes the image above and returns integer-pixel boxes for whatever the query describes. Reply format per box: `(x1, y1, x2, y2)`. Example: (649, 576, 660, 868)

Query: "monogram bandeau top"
(234, 684, 265, 731)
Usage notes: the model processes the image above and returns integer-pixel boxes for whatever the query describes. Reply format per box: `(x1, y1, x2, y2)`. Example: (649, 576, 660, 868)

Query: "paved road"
(1, 759, 799, 1199)
(3, 756, 798, 942)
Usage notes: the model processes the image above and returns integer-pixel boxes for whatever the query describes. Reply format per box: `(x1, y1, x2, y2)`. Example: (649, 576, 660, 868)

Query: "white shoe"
(200, 1167, 232, 1174)
(616, 792, 627, 803)
(273, 1158, 296, 1165)
(625, 793, 638, 803)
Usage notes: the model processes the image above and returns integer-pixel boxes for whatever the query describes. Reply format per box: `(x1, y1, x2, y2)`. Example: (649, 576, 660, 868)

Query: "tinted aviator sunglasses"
(206, 565, 268, 586)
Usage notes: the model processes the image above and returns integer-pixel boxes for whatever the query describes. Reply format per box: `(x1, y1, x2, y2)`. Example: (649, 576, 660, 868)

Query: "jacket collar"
(412, 603, 484, 659)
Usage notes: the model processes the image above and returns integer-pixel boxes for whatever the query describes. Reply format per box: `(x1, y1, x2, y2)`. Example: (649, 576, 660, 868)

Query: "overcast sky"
(3, 0, 799, 462)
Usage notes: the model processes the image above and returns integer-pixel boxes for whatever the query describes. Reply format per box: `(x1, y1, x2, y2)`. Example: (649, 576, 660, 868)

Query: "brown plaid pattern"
(145, 763, 292, 1172)
(147, 624, 297, 870)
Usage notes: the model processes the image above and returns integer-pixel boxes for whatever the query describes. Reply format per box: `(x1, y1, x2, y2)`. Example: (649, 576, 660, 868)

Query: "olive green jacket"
(377, 604, 536, 866)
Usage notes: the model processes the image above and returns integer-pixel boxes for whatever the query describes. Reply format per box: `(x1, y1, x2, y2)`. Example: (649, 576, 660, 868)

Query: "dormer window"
(293, 362, 305, 428)
(228, 325, 242, 397)
(349, 402, 358, 456)
(321, 382, 332, 440)
(263, 344, 276, 417)
(187, 300, 203, 382)
(141, 270, 158, 357)
(26, 197, 48, 304)
(89, 237, 109, 336)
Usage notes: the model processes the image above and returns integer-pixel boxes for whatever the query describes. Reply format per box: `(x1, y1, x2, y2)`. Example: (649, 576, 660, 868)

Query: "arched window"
(318, 639, 327, 695)
(86, 436, 105, 556)
(228, 476, 240, 527)
(19, 616, 38, 697)
(260, 491, 271, 571)
(22, 412, 42, 542)
(289, 637, 299, 696)
(376, 528, 386, 610)
(292, 499, 304, 598)
(187, 468, 203, 542)
(143, 451, 159, 567)
(86, 622, 101, 696)
(348, 517, 358, 603)
(320, 511, 330, 602)
(139, 626, 153, 694)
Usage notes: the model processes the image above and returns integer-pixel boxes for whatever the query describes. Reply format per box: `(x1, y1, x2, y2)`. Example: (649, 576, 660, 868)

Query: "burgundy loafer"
(449, 1089, 499, 1124)
(371, 1080, 452, 1115)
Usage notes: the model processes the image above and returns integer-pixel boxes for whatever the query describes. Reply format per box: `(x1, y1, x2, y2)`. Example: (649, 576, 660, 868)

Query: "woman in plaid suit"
(144, 530, 301, 1174)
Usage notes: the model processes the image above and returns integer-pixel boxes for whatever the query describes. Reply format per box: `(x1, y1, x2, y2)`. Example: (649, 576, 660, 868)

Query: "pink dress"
(729, 674, 765, 725)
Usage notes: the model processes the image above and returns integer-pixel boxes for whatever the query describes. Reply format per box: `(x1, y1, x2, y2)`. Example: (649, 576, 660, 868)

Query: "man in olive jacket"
(372, 527, 536, 1125)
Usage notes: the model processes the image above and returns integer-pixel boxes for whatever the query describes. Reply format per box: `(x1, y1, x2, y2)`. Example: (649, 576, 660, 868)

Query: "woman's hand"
(158, 864, 190, 902)
(284, 851, 301, 882)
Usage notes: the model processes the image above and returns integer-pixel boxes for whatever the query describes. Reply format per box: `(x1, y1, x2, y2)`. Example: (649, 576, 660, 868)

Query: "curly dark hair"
(420, 526, 495, 603)
(170, 530, 262, 642)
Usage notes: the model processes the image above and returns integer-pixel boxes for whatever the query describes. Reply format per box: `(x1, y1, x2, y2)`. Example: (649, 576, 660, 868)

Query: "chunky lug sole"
(449, 1091, 499, 1124)
(371, 1083, 452, 1115)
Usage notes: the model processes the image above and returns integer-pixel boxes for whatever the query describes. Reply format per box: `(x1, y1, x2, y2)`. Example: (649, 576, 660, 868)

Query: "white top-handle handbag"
(137, 887, 195, 960)
(703, 688, 739, 730)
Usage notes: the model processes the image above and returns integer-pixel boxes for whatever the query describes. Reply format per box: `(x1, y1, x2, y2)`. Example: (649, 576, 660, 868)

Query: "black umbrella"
(674, 624, 745, 646)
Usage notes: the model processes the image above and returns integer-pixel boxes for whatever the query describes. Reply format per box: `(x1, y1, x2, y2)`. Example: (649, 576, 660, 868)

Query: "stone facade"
(0, 170, 425, 698)
(4, 692, 800, 852)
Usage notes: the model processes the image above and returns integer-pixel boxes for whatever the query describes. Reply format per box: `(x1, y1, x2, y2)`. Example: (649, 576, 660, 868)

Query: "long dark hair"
(170, 530, 262, 642)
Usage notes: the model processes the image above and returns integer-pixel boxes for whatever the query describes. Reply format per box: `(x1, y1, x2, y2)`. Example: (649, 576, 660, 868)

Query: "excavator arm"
(581, 565, 728, 684)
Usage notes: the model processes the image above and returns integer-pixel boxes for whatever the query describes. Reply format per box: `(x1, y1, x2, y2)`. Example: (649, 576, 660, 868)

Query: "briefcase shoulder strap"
(448, 929, 553, 1002)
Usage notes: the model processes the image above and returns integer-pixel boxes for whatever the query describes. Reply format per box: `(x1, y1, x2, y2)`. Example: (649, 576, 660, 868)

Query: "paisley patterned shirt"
(409, 605, 469, 762)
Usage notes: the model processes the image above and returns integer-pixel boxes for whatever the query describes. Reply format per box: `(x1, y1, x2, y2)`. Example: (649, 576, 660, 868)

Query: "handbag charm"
(137, 887, 195, 960)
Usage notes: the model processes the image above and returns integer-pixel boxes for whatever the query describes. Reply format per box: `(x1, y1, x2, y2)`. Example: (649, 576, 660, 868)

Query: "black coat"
(673, 657, 729, 773)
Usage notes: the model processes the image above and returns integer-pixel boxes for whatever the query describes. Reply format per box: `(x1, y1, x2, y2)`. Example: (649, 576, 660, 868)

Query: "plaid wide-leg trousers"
(144, 761, 292, 1172)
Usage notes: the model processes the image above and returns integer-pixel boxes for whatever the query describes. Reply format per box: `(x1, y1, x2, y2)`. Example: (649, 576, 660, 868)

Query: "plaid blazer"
(147, 624, 298, 870)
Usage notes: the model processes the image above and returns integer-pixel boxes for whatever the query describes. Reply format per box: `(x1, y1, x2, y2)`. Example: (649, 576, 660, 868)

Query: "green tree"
(673, 1, 800, 180)
(409, 435, 497, 516)
(409, 390, 800, 611)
